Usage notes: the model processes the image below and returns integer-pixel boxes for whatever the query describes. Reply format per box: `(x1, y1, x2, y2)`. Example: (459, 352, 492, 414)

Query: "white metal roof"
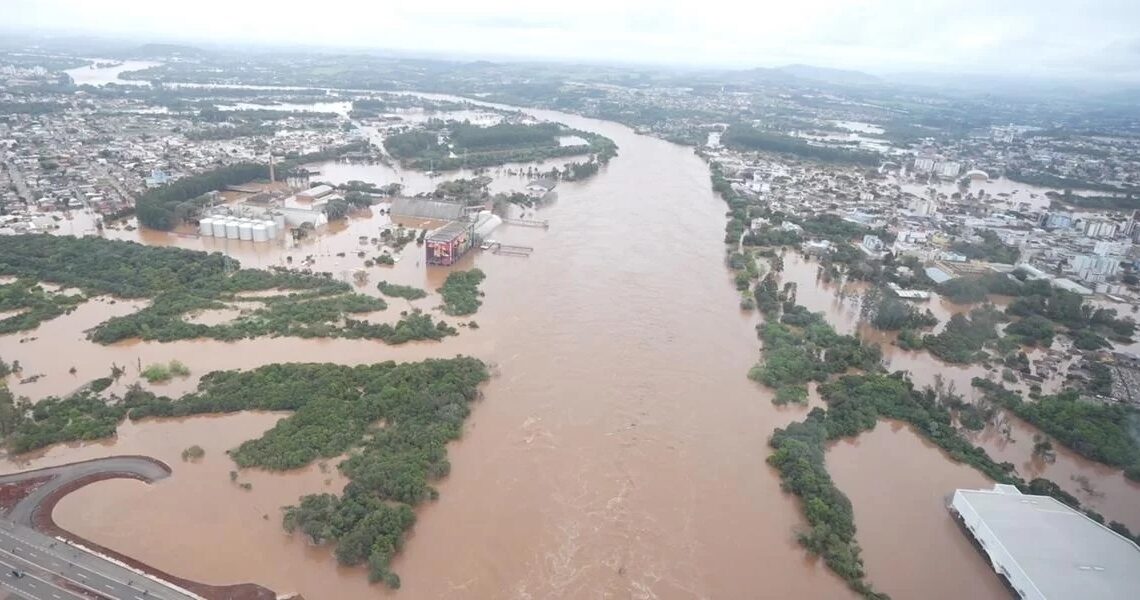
(955, 487, 1140, 600)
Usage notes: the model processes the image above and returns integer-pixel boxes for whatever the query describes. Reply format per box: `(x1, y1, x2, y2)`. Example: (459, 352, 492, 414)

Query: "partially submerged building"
(425, 220, 475, 266)
(390, 197, 466, 221)
(950, 484, 1140, 599)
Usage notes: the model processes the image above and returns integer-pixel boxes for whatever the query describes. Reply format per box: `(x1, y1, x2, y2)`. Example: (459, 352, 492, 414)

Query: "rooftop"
(426, 220, 472, 243)
(953, 485, 1140, 600)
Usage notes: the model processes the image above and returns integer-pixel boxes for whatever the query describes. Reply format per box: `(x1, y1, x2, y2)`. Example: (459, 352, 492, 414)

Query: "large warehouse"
(950, 484, 1140, 599)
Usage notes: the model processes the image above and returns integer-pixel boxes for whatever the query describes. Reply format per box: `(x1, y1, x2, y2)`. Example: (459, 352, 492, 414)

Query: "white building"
(913, 157, 936, 173)
(951, 484, 1140, 600)
(1094, 240, 1130, 257)
(1084, 219, 1119, 239)
(937, 161, 962, 178)
(1070, 253, 1121, 283)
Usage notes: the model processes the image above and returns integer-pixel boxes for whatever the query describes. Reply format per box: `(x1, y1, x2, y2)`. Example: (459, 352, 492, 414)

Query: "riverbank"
(6, 62, 1139, 598)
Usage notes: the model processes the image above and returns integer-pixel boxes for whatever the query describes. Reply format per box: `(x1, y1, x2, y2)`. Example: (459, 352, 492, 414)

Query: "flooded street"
(3, 83, 1139, 599)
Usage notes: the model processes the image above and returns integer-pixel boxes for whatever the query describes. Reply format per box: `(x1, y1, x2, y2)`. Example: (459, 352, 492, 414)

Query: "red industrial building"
(426, 220, 475, 266)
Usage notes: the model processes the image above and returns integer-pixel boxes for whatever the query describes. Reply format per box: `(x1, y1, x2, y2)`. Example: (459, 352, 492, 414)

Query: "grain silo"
(238, 220, 254, 241)
(251, 223, 268, 242)
(225, 220, 240, 239)
(198, 217, 215, 237)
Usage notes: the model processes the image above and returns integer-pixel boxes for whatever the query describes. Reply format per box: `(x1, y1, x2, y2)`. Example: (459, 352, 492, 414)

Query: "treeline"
(973, 379, 1140, 482)
(722, 124, 882, 166)
(1005, 168, 1136, 194)
(451, 122, 562, 150)
(136, 162, 267, 230)
(1049, 193, 1140, 211)
(384, 121, 617, 175)
(2, 357, 489, 588)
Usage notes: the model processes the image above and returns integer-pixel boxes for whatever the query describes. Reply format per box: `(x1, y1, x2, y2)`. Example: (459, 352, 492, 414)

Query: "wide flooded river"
(3, 79, 1139, 600)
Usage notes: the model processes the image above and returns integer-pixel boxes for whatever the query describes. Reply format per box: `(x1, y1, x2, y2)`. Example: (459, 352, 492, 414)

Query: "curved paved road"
(0, 456, 171, 526)
(0, 457, 194, 600)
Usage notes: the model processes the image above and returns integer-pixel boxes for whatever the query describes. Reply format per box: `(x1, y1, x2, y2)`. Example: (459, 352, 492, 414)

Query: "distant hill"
(720, 64, 881, 87)
(120, 43, 205, 59)
(775, 64, 881, 85)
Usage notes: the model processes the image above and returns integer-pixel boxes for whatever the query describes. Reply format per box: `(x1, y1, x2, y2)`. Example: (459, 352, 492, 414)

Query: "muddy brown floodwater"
(2, 96, 1138, 599)
(828, 421, 1011, 600)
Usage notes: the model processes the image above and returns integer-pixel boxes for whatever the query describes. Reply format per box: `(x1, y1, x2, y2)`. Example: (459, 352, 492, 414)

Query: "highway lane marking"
(0, 525, 191, 600)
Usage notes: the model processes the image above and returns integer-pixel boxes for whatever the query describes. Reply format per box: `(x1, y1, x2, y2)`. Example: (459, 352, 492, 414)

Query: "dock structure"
(949, 484, 1140, 600)
(502, 217, 549, 229)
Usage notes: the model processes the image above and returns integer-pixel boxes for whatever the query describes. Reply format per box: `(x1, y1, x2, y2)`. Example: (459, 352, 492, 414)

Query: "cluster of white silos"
(199, 215, 281, 243)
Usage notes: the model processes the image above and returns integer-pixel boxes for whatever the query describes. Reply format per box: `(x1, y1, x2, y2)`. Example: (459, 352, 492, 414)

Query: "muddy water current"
(2, 91, 1138, 599)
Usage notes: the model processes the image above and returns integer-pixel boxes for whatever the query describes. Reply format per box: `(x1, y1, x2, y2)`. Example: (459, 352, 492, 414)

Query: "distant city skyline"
(5, 0, 1140, 82)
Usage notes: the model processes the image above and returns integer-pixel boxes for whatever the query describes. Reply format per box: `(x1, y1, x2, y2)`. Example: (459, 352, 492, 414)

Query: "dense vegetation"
(859, 288, 938, 331)
(937, 272, 1033, 304)
(0, 358, 489, 588)
(749, 303, 881, 403)
(948, 230, 1020, 264)
(384, 120, 617, 174)
(438, 269, 486, 316)
(0, 279, 84, 334)
(921, 307, 1005, 364)
(722, 124, 882, 166)
(935, 272, 1134, 354)
(973, 379, 1140, 479)
(0, 235, 456, 345)
(377, 281, 428, 301)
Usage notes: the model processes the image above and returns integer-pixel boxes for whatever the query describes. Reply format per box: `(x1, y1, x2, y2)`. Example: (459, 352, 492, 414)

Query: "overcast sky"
(7, 0, 1140, 80)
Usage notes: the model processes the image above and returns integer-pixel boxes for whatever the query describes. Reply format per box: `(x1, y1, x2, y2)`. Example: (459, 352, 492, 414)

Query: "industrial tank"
(225, 220, 240, 239)
(264, 220, 278, 239)
(238, 220, 254, 241)
(251, 223, 268, 242)
(198, 217, 214, 237)
(211, 218, 227, 238)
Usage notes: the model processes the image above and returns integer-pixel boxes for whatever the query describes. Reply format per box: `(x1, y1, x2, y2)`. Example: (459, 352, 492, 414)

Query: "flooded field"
(2, 76, 1138, 599)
